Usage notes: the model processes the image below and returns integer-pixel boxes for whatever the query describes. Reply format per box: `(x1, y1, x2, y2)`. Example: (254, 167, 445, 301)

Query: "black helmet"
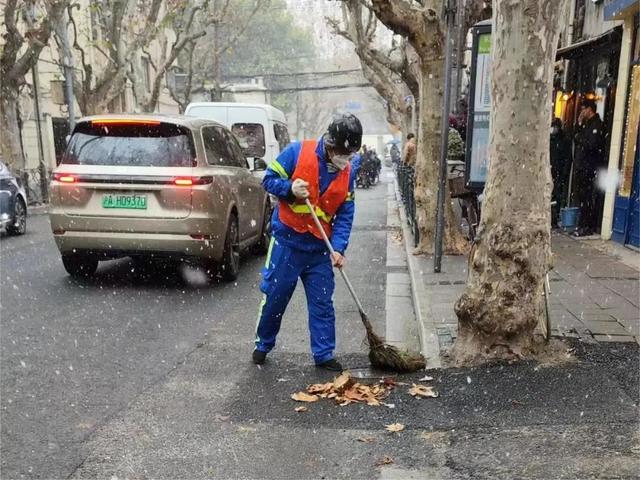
(324, 113, 363, 154)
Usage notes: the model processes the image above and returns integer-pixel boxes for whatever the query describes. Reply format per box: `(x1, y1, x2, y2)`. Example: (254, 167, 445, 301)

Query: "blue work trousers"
(255, 238, 336, 364)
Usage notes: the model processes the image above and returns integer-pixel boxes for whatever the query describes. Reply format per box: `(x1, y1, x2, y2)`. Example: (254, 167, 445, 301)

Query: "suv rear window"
(62, 122, 196, 167)
(231, 123, 265, 158)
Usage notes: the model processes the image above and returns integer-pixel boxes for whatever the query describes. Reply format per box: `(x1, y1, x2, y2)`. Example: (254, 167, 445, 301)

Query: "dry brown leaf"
(308, 382, 333, 394)
(408, 384, 439, 398)
(327, 392, 337, 399)
(294, 406, 308, 412)
(385, 423, 405, 433)
(375, 455, 394, 466)
(291, 392, 319, 403)
(357, 436, 375, 443)
(339, 399, 352, 406)
(333, 371, 353, 392)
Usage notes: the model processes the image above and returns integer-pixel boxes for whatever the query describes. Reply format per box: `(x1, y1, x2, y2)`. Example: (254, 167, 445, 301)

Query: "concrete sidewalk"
(393, 177, 640, 364)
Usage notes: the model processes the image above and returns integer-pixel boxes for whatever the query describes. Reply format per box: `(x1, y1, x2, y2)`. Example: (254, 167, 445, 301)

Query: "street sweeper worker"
(252, 113, 363, 371)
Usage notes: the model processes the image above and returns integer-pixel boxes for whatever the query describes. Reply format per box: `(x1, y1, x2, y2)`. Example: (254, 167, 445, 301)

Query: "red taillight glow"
(174, 177, 193, 186)
(173, 176, 213, 186)
(91, 119, 161, 126)
(54, 173, 76, 183)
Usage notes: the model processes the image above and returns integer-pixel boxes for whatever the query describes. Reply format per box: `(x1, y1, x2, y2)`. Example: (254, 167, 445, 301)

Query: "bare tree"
(298, 91, 338, 139)
(62, 0, 165, 115)
(165, 0, 264, 108)
(370, 0, 467, 254)
(327, 1, 410, 133)
(452, 0, 568, 365)
(0, 0, 67, 172)
(128, 1, 211, 112)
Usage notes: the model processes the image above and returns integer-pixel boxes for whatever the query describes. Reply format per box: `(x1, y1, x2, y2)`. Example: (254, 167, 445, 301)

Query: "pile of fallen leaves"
(291, 371, 390, 406)
(291, 371, 439, 409)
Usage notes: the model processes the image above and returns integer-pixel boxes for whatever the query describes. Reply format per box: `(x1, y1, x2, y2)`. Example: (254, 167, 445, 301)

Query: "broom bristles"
(359, 311, 426, 373)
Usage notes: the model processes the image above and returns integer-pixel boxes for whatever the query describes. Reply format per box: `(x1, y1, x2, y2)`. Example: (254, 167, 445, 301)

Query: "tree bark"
(0, 0, 67, 172)
(452, 0, 568, 365)
(0, 86, 25, 173)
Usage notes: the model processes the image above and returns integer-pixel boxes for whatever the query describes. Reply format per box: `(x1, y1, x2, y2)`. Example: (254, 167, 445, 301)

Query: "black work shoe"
(252, 349, 267, 365)
(316, 359, 343, 371)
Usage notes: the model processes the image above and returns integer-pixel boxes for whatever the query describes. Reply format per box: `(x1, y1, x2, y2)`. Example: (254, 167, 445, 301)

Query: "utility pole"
(434, 0, 457, 273)
(28, 4, 48, 202)
(454, 0, 465, 113)
(56, 9, 75, 131)
(31, 64, 47, 202)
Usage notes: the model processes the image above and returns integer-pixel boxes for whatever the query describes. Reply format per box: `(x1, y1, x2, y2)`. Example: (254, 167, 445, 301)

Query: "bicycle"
(448, 160, 480, 241)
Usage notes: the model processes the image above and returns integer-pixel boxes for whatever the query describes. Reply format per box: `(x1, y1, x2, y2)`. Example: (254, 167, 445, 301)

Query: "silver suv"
(49, 114, 272, 281)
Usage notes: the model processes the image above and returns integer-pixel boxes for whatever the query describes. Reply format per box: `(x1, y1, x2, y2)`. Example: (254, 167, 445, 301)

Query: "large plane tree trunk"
(370, 0, 467, 255)
(0, 85, 25, 172)
(452, 0, 568, 365)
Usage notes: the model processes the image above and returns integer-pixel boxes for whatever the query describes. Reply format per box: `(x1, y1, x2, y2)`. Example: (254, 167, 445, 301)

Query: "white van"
(185, 102, 290, 168)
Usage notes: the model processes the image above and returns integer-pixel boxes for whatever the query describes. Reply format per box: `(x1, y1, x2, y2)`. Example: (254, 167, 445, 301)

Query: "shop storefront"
(555, 27, 623, 234)
(605, 1, 640, 248)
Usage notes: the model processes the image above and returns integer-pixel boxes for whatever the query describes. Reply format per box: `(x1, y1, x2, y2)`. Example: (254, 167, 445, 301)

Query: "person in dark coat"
(550, 117, 572, 226)
(572, 99, 605, 236)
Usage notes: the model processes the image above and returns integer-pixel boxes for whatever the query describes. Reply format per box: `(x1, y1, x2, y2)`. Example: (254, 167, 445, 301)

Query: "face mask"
(330, 154, 351, 171)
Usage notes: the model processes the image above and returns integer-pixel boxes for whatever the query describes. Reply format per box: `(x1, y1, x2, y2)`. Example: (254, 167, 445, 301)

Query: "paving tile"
(592, 334, 638, 343)
(616, 318, 640, 336)
(387, 272, 411, 285)
(570, 312, 618, 322)
(387, 283, 412, 298)
(601, 307, 640, 321)
(581, 321, 630, 336)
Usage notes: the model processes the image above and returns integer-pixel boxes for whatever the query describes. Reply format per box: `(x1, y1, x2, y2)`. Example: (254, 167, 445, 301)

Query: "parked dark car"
(0, 161, 27, 235)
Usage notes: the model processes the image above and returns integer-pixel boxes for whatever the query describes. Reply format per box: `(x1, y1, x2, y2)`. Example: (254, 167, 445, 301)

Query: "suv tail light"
(53, 173, 76, 183)
(172, 176, 213, 186)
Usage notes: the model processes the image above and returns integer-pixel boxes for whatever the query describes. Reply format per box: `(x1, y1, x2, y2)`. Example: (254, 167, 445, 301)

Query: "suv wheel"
(62, 254, 98, 278)
(220, 214, 240, 281)
(7, 198, 26, 235)
(255, 204, 272, 255)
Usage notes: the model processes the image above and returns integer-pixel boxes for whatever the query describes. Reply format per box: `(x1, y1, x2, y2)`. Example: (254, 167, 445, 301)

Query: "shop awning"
(604, 0, 639, 21)
(556, 27, 622, 60)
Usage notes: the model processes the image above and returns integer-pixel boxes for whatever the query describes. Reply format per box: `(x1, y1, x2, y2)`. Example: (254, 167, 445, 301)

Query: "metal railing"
(396, 164, 419, 247)
(20, 168, 50, 205)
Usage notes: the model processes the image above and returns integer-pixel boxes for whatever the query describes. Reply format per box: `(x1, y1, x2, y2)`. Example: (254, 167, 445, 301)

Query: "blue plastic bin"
(560, 207, 580, 232)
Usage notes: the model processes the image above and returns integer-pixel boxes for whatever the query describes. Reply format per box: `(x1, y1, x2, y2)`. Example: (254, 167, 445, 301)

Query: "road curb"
(383, 178, 421, 354)
(390, 175, 443, 368)
(27, 203, 49, 215)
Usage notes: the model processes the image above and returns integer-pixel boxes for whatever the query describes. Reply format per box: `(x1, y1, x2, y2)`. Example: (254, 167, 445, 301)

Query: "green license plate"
(102, 194, 147, 210)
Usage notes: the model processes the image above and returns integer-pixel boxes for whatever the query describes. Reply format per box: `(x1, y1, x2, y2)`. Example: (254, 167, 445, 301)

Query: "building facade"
(5, 1, 180, 202)
(605, 0, 639, 248)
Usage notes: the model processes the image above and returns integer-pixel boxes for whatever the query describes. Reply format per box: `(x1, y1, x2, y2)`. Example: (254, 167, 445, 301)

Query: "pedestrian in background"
(572, 98, 605, 236)
(550, 117, 572, 227)
(403, 133, 416, 167)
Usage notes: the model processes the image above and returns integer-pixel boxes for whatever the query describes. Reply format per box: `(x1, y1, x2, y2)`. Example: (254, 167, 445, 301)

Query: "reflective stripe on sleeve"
(268, 160, 289, 179)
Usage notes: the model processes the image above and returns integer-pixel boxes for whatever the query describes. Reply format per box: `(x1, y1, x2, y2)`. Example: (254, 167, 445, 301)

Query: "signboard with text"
(465, 22, 493, 191)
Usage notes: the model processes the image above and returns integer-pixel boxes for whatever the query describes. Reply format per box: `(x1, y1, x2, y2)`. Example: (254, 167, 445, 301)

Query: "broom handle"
(304, 198, 367, 316)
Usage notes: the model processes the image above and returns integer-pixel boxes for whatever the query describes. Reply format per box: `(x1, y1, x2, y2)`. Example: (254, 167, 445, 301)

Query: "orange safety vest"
(279, 140, 351, 240)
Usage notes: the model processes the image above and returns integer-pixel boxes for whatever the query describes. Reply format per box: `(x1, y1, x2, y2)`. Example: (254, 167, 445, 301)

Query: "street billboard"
(465, 21, 492, 191)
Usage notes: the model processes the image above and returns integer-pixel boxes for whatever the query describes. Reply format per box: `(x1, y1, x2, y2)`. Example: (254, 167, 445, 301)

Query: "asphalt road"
(0, 182, 390, 479)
